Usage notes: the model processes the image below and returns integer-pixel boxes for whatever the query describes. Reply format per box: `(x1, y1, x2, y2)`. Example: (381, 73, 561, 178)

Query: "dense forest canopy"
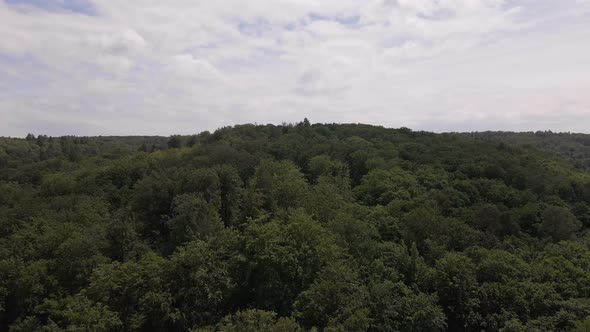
(461, 131, 590, 171)
(1, 122, 590, 331)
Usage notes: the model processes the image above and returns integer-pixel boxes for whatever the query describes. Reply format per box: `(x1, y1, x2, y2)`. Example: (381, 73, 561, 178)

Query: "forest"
(1, 121, 589, 331)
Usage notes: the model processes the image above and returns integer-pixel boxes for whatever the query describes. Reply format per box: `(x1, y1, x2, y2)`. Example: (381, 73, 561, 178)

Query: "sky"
(1, 0, 590, 136)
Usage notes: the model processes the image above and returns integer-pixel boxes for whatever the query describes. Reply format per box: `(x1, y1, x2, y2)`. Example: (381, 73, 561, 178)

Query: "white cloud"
(165, 55, 222, 81)
(0, 0, 589, 136)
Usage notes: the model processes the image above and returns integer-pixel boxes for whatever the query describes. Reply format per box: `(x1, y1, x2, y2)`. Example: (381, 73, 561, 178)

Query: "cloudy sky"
(1, 0, 589, 136)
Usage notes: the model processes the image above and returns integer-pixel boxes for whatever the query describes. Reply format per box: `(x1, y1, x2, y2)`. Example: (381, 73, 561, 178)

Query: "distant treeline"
(461, 131, 590, 170)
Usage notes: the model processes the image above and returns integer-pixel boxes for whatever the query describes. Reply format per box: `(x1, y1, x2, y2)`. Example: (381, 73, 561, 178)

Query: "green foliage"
(168, 135, 183, 149)
(2, 123, 590, 331)
(250, 159, 310, 213)
(201, 309, 302, 332)
(242, 211, 343, 315)
(432, 252, 479, 331)
(166, 238, 237, 329)
(10, 295, 122, 332)
(294, 262, 369, 331)
(574, 317, 590, 332)
(84, 253, 170, 330)
(539, 205, 582, 241)
(168, 193, 223, 246)
(368, 280, 446, 332)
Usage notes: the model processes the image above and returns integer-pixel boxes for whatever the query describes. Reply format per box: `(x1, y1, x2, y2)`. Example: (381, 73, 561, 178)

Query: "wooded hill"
(1, 122, 590, 331)
(461, 131, 590, 170)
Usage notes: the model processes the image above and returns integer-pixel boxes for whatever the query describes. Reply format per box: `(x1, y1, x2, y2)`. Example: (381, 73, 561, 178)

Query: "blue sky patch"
(6, 0, 97, 16)
(309, 13, 360, 26)
(238, 19, 272, 37)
